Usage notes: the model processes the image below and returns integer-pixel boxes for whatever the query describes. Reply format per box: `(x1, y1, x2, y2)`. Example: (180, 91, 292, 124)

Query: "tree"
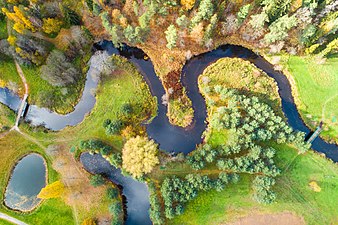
(176, 15, 189, 28)
(42, 18, 62, 34)
(190, 0, 214, 27)
(264, 15, 297, 44)
(165, 25, 177, 49)
(109, 201, 122, 215)
(180, 0, 195, 10)
(237, 4, 251, 23)
(105, 119, 124, 135)
(90, 174, 106, 187)
(249, 12, 269, 30)
(122, 136, 159, 178)
(37, 181, 64, 199)
(7, 35, 16, 46)
(40, 50, 80, 86)
(107, 187, 119, 199)
(81, 218, 96, 225)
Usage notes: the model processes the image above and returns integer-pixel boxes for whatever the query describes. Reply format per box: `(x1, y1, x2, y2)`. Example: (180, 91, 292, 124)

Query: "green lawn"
(0, 219, 14, 225)
(284, 55, 338, 143)
(0, 19, 7, 40)
(169, 145, 338, 225)
(0, 132, 74, 225)
(0, 104, 15, 132)
(0, 54, 23, 93)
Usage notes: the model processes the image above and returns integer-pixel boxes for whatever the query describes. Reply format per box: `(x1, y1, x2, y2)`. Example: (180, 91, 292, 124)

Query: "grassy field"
(283, 55, 338, 143)
(21, 64, 87, 114)
(199, 58, 282, 144)
(0, 19, 7, 40)
(0, 104, 15, 133)
(165, 58, 338, 225)
(23, 56, 157, 149)
(0, 54, 23, 93)
(0, 219, 14, 225)
(168, 145, 338, 225)
(0, 132, 74, 225)
(0, 55, 157, 224)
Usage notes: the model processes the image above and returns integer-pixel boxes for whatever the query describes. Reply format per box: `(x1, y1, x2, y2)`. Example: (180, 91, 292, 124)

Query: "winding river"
(1, 41, 337, 223)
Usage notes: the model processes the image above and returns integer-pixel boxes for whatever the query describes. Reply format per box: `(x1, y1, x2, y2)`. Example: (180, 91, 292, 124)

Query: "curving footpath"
(0, 212, 28, 225)
(14, 61, 29, 129)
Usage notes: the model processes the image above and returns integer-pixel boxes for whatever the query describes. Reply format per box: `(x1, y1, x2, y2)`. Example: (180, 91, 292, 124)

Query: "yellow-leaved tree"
(181, 0, 196, 10)
(81, 218, 97, 225)
(2, 6, 36, 33)
(37, 181, 65, 199)
(122, 136, 159, 178)
(42, 18, 63, 34)
(7, 35, 16, 46)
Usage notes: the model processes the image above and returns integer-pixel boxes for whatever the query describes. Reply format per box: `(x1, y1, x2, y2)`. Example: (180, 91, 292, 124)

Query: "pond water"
(4, 154, 46, 211)
(80, 153, 151, 225)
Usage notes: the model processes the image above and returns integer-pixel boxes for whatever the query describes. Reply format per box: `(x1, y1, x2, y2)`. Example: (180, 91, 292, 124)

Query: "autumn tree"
(180, 0, 195, 10)
(42, 18, 63, 34)
(2, 6, 36, 33)
(37, 181, 64, 199)
(165, 25, 177, 49)
(122, 136, 159, 178)
(81, 218, 96, 225)
(40, 50, 80, 86)
(7, 35, 16, 46)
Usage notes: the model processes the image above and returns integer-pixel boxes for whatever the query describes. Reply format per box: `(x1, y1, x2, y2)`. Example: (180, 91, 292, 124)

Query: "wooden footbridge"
(306, 122, 323, 144)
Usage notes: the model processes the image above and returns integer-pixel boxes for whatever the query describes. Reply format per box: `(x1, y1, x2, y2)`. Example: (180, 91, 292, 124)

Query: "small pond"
(4, 153, 47, 211)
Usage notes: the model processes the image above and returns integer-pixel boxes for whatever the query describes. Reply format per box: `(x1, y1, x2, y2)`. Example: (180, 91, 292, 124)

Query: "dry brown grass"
(225, 212, 305, 225)
(45, 144, 111, 224)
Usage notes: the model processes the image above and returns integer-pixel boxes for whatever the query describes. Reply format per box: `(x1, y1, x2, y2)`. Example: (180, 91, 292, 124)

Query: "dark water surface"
(4, 154, 46, 211)
(80, 153, 151, 225)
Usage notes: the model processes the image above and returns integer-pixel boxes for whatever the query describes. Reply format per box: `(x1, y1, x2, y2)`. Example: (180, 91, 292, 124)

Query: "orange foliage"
(180, 0, 196, 10)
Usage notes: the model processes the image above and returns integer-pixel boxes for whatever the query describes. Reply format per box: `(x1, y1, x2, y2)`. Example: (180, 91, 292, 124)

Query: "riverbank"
(167, 57, 338, 225)
(277, 55, 337, 144)
(12, 52, 157, 224)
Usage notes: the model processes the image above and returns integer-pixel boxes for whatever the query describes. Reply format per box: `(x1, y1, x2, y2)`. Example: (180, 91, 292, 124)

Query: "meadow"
(284, 55, 338, 143)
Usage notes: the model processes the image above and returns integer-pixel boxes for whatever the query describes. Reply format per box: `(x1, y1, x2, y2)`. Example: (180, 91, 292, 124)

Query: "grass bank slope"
(284, 55, 338, 143)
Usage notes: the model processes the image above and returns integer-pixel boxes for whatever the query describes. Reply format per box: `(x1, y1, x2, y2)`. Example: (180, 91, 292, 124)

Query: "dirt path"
(0, 212, 28, 225)
(14, 62, 28, 128)
(225, 212, 305, 225)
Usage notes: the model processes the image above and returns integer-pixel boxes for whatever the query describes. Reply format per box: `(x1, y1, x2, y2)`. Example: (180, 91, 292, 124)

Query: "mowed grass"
(0, 132, 74, 225)
(285, 55, 338, 142)
(169, 146, 338, 225)
(21, 65, 53, 105)
(0, 219, 14, 225)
